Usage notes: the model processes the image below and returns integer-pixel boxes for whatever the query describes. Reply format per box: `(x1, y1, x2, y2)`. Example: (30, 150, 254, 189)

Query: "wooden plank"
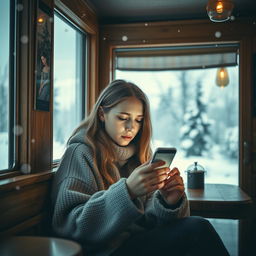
(0, 181, 51, 231)
(0, 170, 54, 192)
(0, 213, 45, 237)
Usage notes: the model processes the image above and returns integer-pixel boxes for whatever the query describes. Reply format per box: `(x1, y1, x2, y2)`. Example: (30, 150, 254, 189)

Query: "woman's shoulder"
(65, 139, 93, 163)
(58, 128, 93, 164)
(53, 142, 96, 188)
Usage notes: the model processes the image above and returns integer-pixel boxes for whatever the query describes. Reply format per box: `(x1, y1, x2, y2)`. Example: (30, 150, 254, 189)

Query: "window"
(115, 45, 239, 185)
(53, 12, 86, 160)
(0, 0, 16, 171)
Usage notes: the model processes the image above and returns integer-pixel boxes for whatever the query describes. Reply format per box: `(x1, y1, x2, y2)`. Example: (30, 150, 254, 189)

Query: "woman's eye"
(136, 119, 143, 123)
(118, 116, 127, 121)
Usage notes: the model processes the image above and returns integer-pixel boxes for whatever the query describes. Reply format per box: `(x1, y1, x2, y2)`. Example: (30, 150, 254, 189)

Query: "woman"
(38, 54, 50, 101)
(51, 79, 229, 256)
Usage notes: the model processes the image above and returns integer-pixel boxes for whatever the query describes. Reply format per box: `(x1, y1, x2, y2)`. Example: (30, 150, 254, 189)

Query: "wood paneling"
(252, 36, 256, 201)
(17, 0, 53, 173)
(0, 170, 54, 236)
(99, 18, 256, 88)
(55, 0, 98, 35)
(239, 38, 254, 196)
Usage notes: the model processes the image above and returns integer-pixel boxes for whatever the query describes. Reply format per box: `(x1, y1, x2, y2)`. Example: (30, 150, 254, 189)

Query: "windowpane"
(116, 65, 239, 185)
(53, 13, 85, 160)
(0, 1, 10, 170)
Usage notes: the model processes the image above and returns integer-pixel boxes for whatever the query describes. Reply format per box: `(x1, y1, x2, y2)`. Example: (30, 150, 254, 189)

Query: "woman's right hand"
(126, 161, 169, 199)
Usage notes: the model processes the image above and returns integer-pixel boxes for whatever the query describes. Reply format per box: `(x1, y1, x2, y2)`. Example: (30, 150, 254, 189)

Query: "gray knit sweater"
(51, 129, 190, 256)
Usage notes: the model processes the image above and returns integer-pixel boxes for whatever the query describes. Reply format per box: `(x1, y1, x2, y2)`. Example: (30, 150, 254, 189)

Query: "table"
(185, 183, 253, 219)
(186, 184, 254, 255)
(0, 236, 83, 256)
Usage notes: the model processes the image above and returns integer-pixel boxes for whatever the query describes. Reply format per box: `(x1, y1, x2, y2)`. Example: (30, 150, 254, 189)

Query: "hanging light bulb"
(206, 0, 234, 22)
(216, 67, 229, 88)
(216, 2, 224, 14)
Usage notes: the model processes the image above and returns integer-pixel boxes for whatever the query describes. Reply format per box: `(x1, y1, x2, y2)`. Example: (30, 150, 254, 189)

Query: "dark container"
(186, 162, 205, 189)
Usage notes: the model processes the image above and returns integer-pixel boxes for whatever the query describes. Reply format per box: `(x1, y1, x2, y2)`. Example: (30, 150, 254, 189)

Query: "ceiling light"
(206, 0, 234, 22)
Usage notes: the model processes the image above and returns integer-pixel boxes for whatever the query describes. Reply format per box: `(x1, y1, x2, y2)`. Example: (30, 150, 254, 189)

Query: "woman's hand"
(126, 161, 169, 199)
(159, 167, 185, 205)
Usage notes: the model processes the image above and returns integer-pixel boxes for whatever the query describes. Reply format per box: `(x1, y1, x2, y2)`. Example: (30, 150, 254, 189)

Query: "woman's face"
(41, 56, 47, 66)
(101, 97, 144, 146)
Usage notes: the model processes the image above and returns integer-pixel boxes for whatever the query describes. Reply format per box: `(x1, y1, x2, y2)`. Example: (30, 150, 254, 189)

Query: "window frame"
(9, 0, 17, 170)
(111, 42, 248, 190)
(0, 0, 17, 174)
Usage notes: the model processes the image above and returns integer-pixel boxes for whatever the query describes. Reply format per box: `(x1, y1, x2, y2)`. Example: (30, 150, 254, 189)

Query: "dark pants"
(111, 216, 230, 256)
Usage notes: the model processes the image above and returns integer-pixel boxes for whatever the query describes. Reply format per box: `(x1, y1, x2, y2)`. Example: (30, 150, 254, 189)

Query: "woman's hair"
(71, 79, 152, 188)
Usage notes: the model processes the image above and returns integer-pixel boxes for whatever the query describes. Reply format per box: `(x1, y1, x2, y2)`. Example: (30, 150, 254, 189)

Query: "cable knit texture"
(51, 128, 190, 256)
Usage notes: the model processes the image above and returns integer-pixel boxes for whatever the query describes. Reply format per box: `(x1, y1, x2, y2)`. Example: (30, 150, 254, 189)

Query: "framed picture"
(34, 0, 53, 111)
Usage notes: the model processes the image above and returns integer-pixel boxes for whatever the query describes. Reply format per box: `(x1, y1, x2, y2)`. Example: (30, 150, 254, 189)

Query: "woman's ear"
(98, 107, 105, 122)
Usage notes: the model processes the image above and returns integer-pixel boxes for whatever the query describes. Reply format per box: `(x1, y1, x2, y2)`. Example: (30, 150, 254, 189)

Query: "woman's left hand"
(159, 167, 185, 206)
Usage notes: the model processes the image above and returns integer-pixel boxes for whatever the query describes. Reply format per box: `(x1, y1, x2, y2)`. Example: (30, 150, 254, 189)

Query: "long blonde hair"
(71, 80, 152, 188)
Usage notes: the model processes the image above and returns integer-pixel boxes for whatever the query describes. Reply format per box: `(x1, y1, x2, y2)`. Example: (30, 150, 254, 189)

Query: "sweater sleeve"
(51, 144, 144, 246)
(142, 190, 190, 226)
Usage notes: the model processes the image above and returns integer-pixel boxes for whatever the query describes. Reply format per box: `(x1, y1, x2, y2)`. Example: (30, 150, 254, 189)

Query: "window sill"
(0, 169, 56, 192)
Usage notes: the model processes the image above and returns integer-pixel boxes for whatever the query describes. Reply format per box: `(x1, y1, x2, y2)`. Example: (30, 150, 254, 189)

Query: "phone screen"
(151, 147, 177, 168)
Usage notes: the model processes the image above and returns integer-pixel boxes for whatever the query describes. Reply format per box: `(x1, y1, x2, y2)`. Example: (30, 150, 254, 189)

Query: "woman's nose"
(126, 120, 134, 131)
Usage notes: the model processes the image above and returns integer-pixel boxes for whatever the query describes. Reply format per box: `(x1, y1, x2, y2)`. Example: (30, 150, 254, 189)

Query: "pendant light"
(206, 0, 234, 22)
(216, 67, 229, 88)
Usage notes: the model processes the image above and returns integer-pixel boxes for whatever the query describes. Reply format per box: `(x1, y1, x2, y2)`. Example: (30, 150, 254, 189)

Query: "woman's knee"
(186, 216, 211, 227)
(181, 216, 215, 237)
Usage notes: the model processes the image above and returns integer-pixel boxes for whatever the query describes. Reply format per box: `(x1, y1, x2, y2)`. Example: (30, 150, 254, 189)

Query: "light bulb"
(38, 17, 44, 23)
(216, 2, 224, 14)
(216, 67, 229, 88)
(220, 70, 225, 78)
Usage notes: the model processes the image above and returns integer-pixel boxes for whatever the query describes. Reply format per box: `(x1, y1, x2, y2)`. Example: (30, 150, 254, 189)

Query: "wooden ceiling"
(85, 0, 256, 24)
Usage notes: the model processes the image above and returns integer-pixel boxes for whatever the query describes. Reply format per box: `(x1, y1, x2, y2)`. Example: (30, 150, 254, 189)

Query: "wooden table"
(185, 184, 253, 219)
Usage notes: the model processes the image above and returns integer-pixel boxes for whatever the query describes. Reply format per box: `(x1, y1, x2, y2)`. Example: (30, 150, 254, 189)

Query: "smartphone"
(150, 147, 177, 168)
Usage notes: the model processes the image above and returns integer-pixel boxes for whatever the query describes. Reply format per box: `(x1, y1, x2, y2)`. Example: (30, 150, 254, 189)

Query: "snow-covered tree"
(222, 126, 238, 159)
(180, 81, 212, 157)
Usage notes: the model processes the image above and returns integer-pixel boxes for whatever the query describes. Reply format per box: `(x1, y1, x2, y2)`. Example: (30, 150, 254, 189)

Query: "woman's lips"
(122, 136, 132, 140)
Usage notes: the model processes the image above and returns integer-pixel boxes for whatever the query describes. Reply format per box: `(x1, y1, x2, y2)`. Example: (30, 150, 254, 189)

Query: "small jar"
(185, 162, 206, 189)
